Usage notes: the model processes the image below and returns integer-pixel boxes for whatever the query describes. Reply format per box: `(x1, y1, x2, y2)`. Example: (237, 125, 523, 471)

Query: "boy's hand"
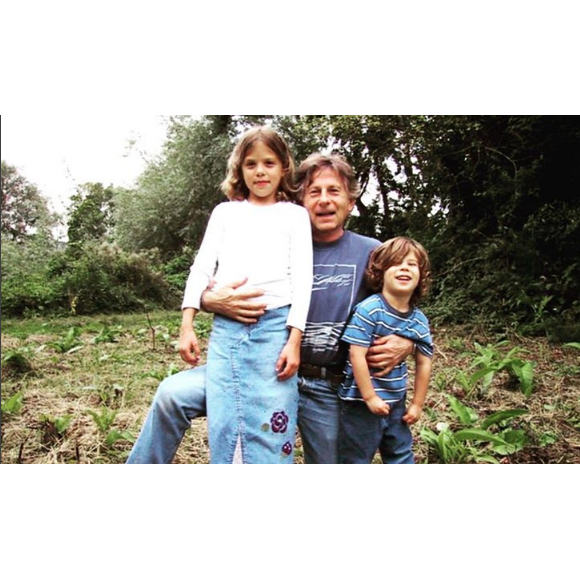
(179, 328, 200, 366)
(403, 403, 423, 425)
(365, 395, 391, 416)
(276, 342, 300, 381)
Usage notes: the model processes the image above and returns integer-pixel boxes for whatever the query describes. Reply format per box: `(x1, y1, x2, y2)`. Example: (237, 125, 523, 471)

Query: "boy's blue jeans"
(338, 397, 414, 464)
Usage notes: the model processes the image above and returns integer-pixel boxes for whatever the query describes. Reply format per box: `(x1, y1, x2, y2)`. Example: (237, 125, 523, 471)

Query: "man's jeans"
(126, 366, 207, 464)
(128, 367, 342, 464)
(298, 377, 341, 464)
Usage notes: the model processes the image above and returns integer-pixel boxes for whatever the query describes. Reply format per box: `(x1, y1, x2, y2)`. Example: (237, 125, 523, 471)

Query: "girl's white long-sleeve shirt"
(181, 200, 313, 331)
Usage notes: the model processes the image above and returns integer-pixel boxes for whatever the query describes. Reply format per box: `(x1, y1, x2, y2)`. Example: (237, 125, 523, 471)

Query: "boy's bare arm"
(350, 345, 390, 416)
(403, 352, 432, 425)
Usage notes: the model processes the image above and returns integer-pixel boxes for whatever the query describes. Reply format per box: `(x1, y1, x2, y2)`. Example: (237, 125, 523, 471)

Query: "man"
(127, 153, 413, 464)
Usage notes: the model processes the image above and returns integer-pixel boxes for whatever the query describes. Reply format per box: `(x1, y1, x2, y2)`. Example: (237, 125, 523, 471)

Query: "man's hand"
(201, 277, 267, 324)
(366, 335, 414, 377)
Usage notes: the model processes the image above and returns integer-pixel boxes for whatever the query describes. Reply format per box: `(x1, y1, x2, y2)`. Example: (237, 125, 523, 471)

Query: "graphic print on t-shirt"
(302, 263, 357, 356)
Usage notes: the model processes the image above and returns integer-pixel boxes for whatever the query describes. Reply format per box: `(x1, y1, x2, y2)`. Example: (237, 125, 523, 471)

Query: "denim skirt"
(206, 306, 299, 464)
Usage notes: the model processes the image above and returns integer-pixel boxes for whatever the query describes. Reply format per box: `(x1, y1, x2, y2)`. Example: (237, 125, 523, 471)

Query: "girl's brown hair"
(221, 126, 297, 202)
(366, 236, 431, 307)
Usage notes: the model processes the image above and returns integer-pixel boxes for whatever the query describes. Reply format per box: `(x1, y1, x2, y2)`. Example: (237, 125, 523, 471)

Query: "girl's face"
(242, 141, 285, 205)
(383, 250, 421, 298)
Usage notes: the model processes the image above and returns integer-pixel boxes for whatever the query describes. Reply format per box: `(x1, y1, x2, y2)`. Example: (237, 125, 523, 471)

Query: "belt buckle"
(320, 367, 327, 380)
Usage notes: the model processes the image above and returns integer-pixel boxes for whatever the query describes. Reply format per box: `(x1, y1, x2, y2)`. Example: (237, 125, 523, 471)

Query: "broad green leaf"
(481, 409, 528, 430)
(563, 342, 580, 350)
(513, 362, 534, 396)
(454, 429, 507, 446)
(447, 394, 478, 426)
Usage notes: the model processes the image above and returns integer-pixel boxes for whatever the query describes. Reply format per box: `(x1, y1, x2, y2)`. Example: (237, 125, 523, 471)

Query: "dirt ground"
(1, 314, 579, 464)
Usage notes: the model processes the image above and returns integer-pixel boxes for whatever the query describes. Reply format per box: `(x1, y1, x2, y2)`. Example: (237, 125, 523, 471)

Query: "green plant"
(91, 325, 123, 344)
(143, 363, 182, 382)
(49, 327, 84, 354)
(40, 414, 73, 444)
(420, 395, 529, 463)
(86, 407, 134, 448)
(86, 406, 117, 433)
(194, 314, 213, 340)
(466, 341, 535, 397)
(1, 391, 24, 416)
(563, 342, 580, 350)
(95, 383, 126, 407)
(1, 348, 32, 374)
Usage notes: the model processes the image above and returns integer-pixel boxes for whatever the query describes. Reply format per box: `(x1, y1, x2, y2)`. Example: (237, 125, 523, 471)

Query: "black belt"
(299, 364, 344, 387)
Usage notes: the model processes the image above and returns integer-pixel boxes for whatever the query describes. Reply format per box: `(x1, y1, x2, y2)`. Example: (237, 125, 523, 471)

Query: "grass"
(1, 312, 579, 464)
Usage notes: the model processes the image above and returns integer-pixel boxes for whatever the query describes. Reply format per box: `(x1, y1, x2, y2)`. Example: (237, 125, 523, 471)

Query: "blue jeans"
(207, 307, 298, 464)
(338, 397, 414, 464)
(298, 377, 341, 464)
(127, 351, 339, 464)
(126, 366, 207, 464)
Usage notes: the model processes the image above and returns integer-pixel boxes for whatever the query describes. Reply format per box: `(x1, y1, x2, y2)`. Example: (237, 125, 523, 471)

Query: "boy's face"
(383, 250, 421, 298)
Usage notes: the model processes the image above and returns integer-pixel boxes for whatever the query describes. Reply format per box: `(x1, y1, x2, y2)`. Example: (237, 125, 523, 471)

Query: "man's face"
(302, 167, 356, 243)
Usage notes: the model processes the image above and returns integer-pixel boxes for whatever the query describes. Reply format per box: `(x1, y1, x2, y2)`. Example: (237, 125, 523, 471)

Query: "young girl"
(179, 126, 312, 463)
(338, 237, 433, 464)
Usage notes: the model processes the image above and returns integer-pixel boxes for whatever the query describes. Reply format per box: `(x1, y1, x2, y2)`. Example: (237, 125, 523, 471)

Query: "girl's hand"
(179, 328, 200, 366)
(276, 341, 300, 381)
(403, 402, 423, 425)
(365, 396, 391, 416)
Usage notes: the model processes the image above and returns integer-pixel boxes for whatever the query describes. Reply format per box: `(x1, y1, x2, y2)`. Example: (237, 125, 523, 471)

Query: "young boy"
(338, 237, 433, 464)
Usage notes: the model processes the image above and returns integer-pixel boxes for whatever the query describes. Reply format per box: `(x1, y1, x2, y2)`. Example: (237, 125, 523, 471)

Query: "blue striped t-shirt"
(339, 293, 433, 403)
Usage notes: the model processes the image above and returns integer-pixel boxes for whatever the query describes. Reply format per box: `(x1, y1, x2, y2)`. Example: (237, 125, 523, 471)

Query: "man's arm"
(366, 334, 414, 377)
(200, 277, 268, 324)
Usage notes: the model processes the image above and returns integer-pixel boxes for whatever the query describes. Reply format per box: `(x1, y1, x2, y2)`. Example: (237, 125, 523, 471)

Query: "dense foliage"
(1, 161, 57, 242)
(2, 116, 579, 339)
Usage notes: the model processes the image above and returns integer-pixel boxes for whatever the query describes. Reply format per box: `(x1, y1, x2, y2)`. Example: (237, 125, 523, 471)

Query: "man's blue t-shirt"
(339, 293, 433, 403)
(300, 230, 381, 369)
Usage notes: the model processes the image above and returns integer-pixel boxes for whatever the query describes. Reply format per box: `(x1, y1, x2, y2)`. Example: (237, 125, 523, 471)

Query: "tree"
(114, 116, 232, 259)
(67, 182, 115, 246)
(1, 161, 56, 242)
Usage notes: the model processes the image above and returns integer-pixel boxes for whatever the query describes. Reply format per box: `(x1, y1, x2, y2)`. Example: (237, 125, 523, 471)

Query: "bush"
(2, 242, 181, 317)
(58, 243, 181, 315)
(161, 247, 196, 293)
